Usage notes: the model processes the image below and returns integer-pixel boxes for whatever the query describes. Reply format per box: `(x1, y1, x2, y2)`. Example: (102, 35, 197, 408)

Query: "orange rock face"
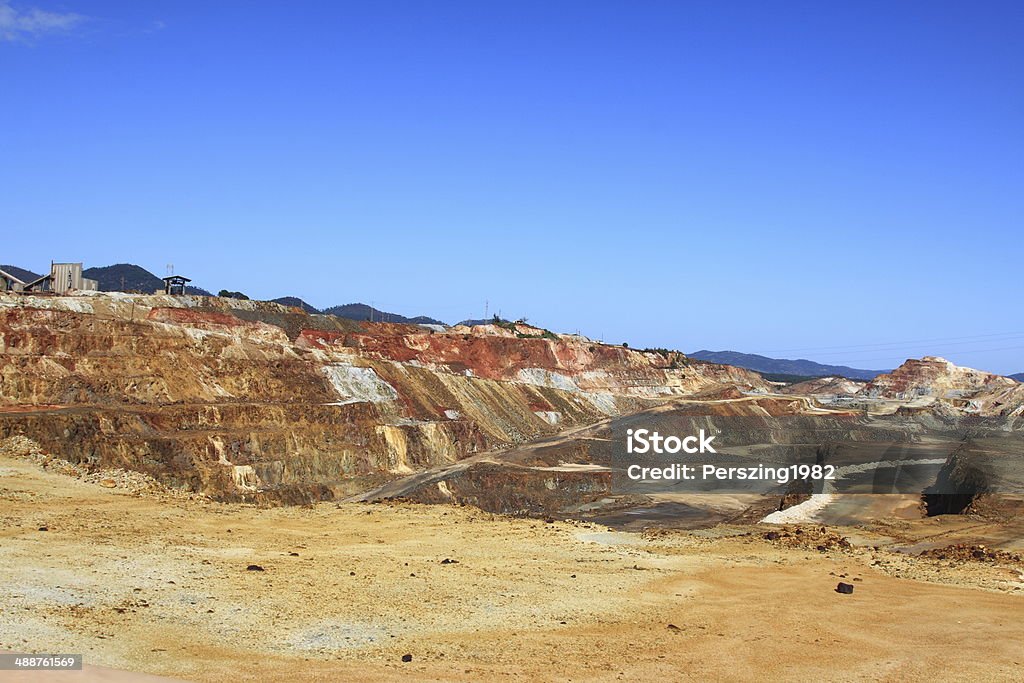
(0, 294, 767, 502)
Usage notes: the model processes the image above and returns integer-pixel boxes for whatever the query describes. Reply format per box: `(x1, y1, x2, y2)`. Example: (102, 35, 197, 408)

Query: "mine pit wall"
(0, 402, 496, 503)
(0, 311, 340, 406)
(921, 438, 1024, 518)
(0, 294, 759, 503)
(0, 360, 633, 504)
(0, 375, 623, 504)
(367, 360, 642, 443)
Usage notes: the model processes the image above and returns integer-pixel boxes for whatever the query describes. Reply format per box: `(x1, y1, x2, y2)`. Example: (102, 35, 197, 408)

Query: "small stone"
(836, 582, 854, 594)
(37, 526, 48, 532)
(401, 654, 413, 663)
(246, 564, 264, 572)
(667, 624, 681, 632)
(440, 558, 458, 564)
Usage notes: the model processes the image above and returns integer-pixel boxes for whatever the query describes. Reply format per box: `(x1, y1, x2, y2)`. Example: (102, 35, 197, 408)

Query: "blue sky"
(2, 1, 1022, 373)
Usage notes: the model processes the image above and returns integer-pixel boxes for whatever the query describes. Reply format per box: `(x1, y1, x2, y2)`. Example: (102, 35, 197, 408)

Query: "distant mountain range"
(0, 265, 42, 283)
(83, 264, 213, 296)
(6, 262, 475, 327)
(320, 303, 444, 325)
(270, 297, 319, 314)
(272, 299, 443, 324)
(4, 263, 440, 324)
(688, 350, 888, 381)
(87, 265, 442, 324)
(1011, 373, 1024, 382)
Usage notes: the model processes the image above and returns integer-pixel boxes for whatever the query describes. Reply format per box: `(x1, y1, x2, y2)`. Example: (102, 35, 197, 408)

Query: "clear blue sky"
(2, 1, 1022, 373)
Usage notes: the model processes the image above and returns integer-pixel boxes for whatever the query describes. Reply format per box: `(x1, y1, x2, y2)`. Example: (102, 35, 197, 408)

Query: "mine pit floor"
(1, 455, 1022, 682)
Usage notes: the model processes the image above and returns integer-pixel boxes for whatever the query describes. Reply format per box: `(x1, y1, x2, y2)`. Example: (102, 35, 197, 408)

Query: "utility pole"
(484, 299, 489, 320)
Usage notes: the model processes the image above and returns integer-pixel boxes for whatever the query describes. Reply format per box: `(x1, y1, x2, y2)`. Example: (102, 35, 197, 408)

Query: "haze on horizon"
(2, 1, 1021, 374)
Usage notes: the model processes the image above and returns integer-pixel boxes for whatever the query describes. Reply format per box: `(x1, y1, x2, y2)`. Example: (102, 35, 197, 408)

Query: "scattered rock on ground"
(918, 544, 1023, 565)
(762, 525, 852, 552)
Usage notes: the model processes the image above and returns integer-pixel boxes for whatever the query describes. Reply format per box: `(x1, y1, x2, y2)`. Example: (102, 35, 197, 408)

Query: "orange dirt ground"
(1, 455, 1022, 682)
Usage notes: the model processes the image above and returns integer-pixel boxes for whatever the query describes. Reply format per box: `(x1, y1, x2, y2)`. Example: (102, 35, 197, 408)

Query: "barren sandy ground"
(1, 455, 1022, 682)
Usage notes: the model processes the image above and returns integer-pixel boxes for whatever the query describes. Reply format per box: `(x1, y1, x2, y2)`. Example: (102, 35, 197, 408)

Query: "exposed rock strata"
(0, 293, 765, 502)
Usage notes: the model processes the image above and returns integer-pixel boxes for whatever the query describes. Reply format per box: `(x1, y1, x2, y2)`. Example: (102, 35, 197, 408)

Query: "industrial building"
(1, 262, 99, 294)
(162, 275, 191, 295)
(0, 268, 26, 292)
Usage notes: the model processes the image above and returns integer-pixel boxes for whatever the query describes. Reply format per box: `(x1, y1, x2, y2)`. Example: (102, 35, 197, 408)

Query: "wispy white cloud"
(0, 1, 84, 42)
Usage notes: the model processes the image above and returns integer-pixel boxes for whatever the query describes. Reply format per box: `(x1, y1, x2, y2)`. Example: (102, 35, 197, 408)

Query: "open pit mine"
(0, 292, 769, 505)
(1, 291, 1022, 681)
